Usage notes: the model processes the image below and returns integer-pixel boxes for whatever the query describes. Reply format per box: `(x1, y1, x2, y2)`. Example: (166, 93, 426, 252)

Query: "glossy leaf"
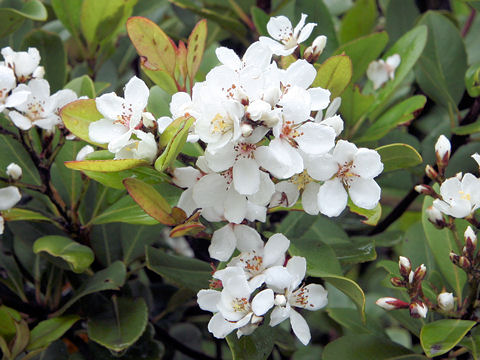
(51, 0, 82, 36)
(0, 135, 40, 185)
(226, 324, 275, 360)
(64, 159, 148, 172)
(91, 196, 158, 225)
(376, 143, 423, 172)
(331, 238, 377, 265)
(415, 12, 467, 111)
(2, 208, 51, 223)
(422, 194, 466, 298)
(289, 240, 342, 276)
(88, 297, 148, 352)
(33, 236, 94, 273)
(0, 248, 27, 302)
(146, 246, 211, 292)
(0, 305, 21, 341)
(323, 334, 420, 360)
(27, 315, 80, 351)
(357, 95, 426, 142)
(123, 178, 177, 225)
(340, 85, 374, 127)
(339, 0, 378, 44)
(348, 200, 382, 226)
(420, 319, 475, 357)
(334, 32, 389, 83)
(385, 0, 420, 43)
(65, 75, 96, 98)
(187, 20, 207, 83)
(61, 99, 105, 147)
(0, 1, 47, 38)
(313, 55, 352, 98)
(52, 261, 126, 317)
(142, 65, 178, 95)
(127, 16, 176, 75)
(452, 119, 480, 135)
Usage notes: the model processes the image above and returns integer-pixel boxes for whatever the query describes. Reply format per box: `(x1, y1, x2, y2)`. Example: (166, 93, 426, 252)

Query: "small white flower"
(433, 173, 480, 218)
(1, 47, 42, 82)
(260, 14, 316, 56)
(75, 145, 95, 161)
(0, 186, 21, 210)
(6, 163, 22, 180)
(437, 292, 454, 312)
(0, 66, 29, 112)
(367, 54, 401, 90)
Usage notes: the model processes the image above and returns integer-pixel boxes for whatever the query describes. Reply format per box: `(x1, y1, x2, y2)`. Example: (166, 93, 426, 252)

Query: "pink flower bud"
(375, 297, 409, 311)
(437, 292, 454, 312)
(425, 165, 438, 180)
(413, 264, 426, 283)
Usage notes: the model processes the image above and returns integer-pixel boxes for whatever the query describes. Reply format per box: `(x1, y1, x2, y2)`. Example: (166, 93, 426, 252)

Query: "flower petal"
(305, 153, 337, 181)
(308, 87, 331, 111)
(252, 289, 274, 315)
(349, 178, 381, 210)
(197, 289, 221, 312)
(208, 312, 237, 339)
(0, 186, 21, 210)
(234, 224, 263, 252)
(266, 15, 293, 41)
(290, 309, 311, 345)
(318, 178, 348, 217)
(332, 140, 357, 166)
(286, 256, 306, 289)
(224, 188, 247, 224)
(353, 148, 383, 178)
(9, 111, 32, 130)
(209, 224, 236, 261)
(263, 233, 290, 267)
(193, 173, 227, 208)
(269, 305, 291, 327)
(296, 122, 335, 155)
(124, 76, 149, 113)
(88, 118, 128, 144)
(302, 182, 320, 215)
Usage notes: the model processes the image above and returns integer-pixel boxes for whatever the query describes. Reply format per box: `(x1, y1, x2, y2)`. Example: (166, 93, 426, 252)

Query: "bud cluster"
(450, 226, 478, 274)
(376, 257, 430, 318)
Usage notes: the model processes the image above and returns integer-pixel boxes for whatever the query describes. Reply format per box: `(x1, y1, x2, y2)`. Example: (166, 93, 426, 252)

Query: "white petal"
(266, 16, 293, 41)
(252, 289, 274, 315)
(332, 140, 358, 166)
(386, 54, 401, 69)
(205, 144, 235, 172)
(318, 178, 347, 216)
(264, 266, 294, 292)
(349, 178, 381, 210)
(170, 92, 192, 119)
(296, 122, 335, 155)
(224, 188, 247, 224)
(124, 76, 149, 113)
(302, 182, 320, 215)
(245, 201, 267, 222)
(243, 41, 272, 69)
(284, 60, 316, 89)
(248, 171, 275, 206)
(259, 37, 295, 56)
(9, 111, 32, 130)
(297, 22, 316, 44)
(439, 177, 462, 201)
(95, 92, 125, 120)
(177, 188, 198, 217)
(367, 61, 389, 90)
(0, 186, 21, 210)
(157, 116, 173, 133)
(286, 256, 306, 289)
(216, 47, 242, 69)
(197, 289, 221, 312)
(233, 158, 260, 195)
(295, 284, 328, 310)
(290, 310, 311, 345)
(0, 216, 4, 235)
(192, 173, 227, 208)
(270, 305, 291, 327)
(270, 181, 299, 208)
(108, 129, 133, 153)
(263, 233, 290, 267)
(319, 115, 344, 136)
(353, 148, 383, 178)
(305, 153, 337, 181)
(308, 87, 331, 111)
(234, 225, 263, 252)
(209, 224, 236, 261)
(172, 166, 202, 188)
(88, 118, 128, 144)
(208, 312, 237, 339)
(5, 90, 29, 108)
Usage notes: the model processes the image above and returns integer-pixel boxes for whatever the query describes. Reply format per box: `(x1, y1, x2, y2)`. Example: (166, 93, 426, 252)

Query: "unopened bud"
(240, 123, 253, 137)
(459, 256, 471, 270)
(76, 145, 95, 161)
(304, 35, 327, 62)
(413, 264, 427, 283)
(414, 184, 435, 196)
(425, 165, 438, 180)
(465, 226, 477, 249)
(375, 297, 409, 311)
(437, 292, 454, 312)
(142, 112, 156, 128)
(6, 163, 22, 180)
(426, 206, 446, 228)
(435, 135, 451, 167)
(410, 301, 428, 318)
(398, 256, 411, 278)
(408, 270, 414, 284)
(390, 277, 404, 287)
(450, 251, 460, 265)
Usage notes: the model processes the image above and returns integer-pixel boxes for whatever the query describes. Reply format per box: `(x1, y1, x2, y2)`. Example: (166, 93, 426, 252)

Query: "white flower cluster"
(0, 47, 77, 132)
(197, 230, 327, 345)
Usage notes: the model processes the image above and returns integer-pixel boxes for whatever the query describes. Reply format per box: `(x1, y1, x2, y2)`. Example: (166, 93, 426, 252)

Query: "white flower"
(433, 173, 480, 218)
(367, 54, 401, 90)
(437, 292, 454, 312)
(0, 66, 29, 112)
(0, 186, 21, 210)
(1, 47, 43, 82)
(310, 140, 383, 217)
(158, 92, 199, 143)
(89, 76, 151, 154)
(6, 163, 22, 180)
(76, 145, 95, 161)
(260, 14, 316, 56)
(113, 130, 158, 163)
(268, 256, 328, 345)
(216, 41, 272, 73)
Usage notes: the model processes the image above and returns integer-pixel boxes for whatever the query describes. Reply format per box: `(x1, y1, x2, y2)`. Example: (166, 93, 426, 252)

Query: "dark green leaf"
(348, 201, 382, 226)
(27, 315, 80, 351)
(339, 0, 378, 44)
(385, 0, 420, 44)
(465, 62, 480, 98)
(420, 319, 475, 357)
(91, 196, 158, 225)
(330, 238, 377, 265)
(226, 323, 275, 360)
(340, 85, 375, 128)
(51, 0, 82, 37)
(0, 1, 47, 37)
(251, 6, 269, 37)
(0, 134, 40, 185)
(452, 119, 480, 135)
(65, 75, 96, 98)
(289, 241, 342, 276)
(376, 143, 423, 172)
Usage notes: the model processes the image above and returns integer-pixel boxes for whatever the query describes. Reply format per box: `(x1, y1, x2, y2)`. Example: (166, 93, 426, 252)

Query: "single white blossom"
(367, 54, 401, 90)
(1, 47, 43, 82)
(433, 173, 480, 218)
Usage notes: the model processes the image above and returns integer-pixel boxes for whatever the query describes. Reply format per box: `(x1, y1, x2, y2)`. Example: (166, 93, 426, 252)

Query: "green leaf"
(452, 119, 480, 135)
(88, 297, 148, 352)
(127, 16, 176, 76)
(142, 66, 178, 95)
(385, 0, 420, 44)
(0, 248, 27, 302)
(0, 305, 21, 341)
(147, 86, 171, 118)
(369, 25, 428, 118)
(187, 19, 207, 83)
(146, 246, 211, 292)
(327, 308, 384, 335)
(422, 193, 466, 299)
(294, 0, 338, 58)
(61, 99, 105, 147)
(52, 261, 126, 317)
(27, 315, 80, 351)
(226, 323, 275, 360)
(334, 32, 389, 83)
(121, 224, 163, 265)
(376, 143, 423, 172)
(251, 6, 269, 37)
(313, 55, 352, 98)
(415, 12, 467, 111)
(289, 241, 343, 276)
(348, 200, 382, 226)
(65, 75, 96, 98)
(0, 134, 40, 185)
(33, 236, 94, 273)
(155, 117, 195, 172)
(0, 1, 47, 37)
(323, 334, 420, 360)
(123, 178, 179, 226)
(51, 0, 82, 37)
(339, 0, 378, 44)
(2, 208, 51, 223)
(465, 62, 480, 98)
(420, 319, 475, 357)
(64, 159, 149, 172)
(357, 95, 427, 142)
(330, 238, 377, 265)
(91, 196, 158, 225)
(340, 85, 375, 127)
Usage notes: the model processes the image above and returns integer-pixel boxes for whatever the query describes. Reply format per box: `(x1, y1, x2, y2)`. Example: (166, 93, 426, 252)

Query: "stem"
(448, 220, 463, 253)
(461, 8, 476, 38)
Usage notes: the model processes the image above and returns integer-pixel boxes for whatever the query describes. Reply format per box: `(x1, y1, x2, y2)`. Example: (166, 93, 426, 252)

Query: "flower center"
(239, 251, 264, 275)
(27, 99, 45, 120)
(291, 171, 313, 191)
(211, 113, 233, 135)
(232, 297, 249, 312)
(337, 161, 359, 187)
(459, 190, 471, 201)
(115, 103, 133, 127)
